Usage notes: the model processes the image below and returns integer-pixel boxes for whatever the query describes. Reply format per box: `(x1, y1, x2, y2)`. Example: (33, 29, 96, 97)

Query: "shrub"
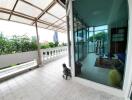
(41, 44, 50, 49)
(48, 42, 55, 48)
(0, 33, 37, 55)
(54, 42, 59, 47)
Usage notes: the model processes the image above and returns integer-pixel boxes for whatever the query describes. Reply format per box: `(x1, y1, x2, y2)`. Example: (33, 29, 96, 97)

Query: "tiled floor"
(80, 53, 110, 85)
(0, 56, 123, 100)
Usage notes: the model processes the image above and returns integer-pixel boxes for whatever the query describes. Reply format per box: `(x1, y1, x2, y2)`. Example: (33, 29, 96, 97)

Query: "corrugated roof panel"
(40, 13, 58, 23)
(0, 0, 17, 10)
(54, 20, 63, 26)
(37, 22, 49, 28)
(15, 1, 42, 17)
(25, 0, 53, 10)
(48, 3, 65, 18)
(0, 12, 10, 20)
(11, 15, 33, 24)
(0, 0, 66, 33)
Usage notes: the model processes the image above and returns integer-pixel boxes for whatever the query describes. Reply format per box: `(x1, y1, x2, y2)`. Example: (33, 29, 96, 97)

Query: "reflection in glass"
(73, 0, 128, 89)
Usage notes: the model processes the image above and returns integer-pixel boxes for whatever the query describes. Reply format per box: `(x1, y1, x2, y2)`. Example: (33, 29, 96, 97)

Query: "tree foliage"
(41, 44, 50, 49)
(0, 33, 67, 55)
(40, 42, 67, 49)
(89, 32, 107, 42)
(0, 33, 37, 55)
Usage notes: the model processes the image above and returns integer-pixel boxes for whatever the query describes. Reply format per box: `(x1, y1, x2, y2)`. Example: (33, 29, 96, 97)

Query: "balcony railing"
(0, 46, 68, 80)
(41, 46, 68, 64)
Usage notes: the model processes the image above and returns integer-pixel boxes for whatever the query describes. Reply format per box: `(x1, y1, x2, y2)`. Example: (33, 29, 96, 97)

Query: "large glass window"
(88, 31, 94, 53)
(73, 0, 128, 89)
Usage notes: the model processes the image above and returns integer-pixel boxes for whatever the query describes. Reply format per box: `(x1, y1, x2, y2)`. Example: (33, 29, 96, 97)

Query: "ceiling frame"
(20, 0, 64, 22)
(0, 7, 66, 31)
(46, 15, 66, 28)
(8, 0, 19, 20)
(0, 0, 67, 32)
(31, 0, 57, 25)
(47, 12, 65, 22)
(0, 7, 35, 21)
(20, 0, 43, 11)
(56, 25, 66, 31)
(18, 0, 66, 31)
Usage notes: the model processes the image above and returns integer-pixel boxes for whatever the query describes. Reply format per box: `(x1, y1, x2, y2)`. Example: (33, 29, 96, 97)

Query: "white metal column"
(35, 20, 42, 66)
(66, 0, 75, 76)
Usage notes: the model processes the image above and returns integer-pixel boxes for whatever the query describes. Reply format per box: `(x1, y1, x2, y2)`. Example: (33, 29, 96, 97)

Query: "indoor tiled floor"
(0, 56, 124, 100)
(80, 53, 110, 85)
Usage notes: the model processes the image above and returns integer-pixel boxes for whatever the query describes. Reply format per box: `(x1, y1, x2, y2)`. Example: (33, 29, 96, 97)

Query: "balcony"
(0, 0, 131, 99)
(0, 46, 68, 81)
(0, 53, 123, 100)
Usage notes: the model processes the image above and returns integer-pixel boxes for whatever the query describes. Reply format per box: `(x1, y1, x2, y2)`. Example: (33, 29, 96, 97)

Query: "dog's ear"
(62, 63, 65, 66)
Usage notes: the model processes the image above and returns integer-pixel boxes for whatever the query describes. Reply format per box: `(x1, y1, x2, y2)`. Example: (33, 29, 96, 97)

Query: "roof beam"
(8, 0, 19, 20)
(20, 0, 65, 24)
(31, 0, 57, 25)
(0, 0, 67, 32)
(56, 0, 66, 8)
(16, 0, 66, 30)
(55, 25, 66, 31)
(0, 8, 52, 26)
(46, 16, 65, 29)
(47, 12, 65, 22)
(19, 0, 43, 11)
(0, 7, 35, 20)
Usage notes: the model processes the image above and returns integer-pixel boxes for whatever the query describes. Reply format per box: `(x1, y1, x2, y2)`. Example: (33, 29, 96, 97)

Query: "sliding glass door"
(72, 0, 128, 89)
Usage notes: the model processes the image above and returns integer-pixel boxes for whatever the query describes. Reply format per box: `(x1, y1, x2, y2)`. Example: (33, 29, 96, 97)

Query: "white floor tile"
(0, 56, 123, 100)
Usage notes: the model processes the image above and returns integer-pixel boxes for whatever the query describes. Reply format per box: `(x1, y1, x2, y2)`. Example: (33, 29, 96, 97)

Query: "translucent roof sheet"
(11, 15, 33, 24)
(0, 12, 10, 20)
(48, 3, 65, 18)
(60, 23, 66, 27)
(37, 22, 49, 28)
(40, 13, 58, 23)
(48, 26, 55, 30)
(0, 0, 17, 10)
(63, 26, 67, 30)
(58, 28, 64, 32)
(25, 0, 53, 10)
(0, 0, 66, 33)
(15, 1, 42, 17)
(54, 20, 63, 26)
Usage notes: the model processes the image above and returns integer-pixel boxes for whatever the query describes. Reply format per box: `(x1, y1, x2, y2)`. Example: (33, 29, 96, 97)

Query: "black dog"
(62, 63, 71, 80)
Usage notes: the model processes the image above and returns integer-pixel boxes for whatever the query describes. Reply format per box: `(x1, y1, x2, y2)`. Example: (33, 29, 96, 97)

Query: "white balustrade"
(0, 46, 68, 79)
(41, 46, 68, 64)
(0, 46, 68, 69)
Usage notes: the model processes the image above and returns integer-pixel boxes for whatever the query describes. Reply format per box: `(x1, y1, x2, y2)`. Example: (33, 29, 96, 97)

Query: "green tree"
(20, 35, 31, 52)
(89, 32, 107, 42)
(0, 33, 38, 55)
(30, 36, 37, 50)
(49, 42, 55, 48)
(54, 42, 59, 47)
(0, 33, 8, 54)
(11, 35, 21, 53)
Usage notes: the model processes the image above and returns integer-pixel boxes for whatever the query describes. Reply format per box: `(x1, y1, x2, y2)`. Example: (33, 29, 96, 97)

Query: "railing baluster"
(40, 46, 68, 64)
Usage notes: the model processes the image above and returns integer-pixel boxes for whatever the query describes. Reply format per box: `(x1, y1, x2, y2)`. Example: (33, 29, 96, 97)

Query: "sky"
(0, 20, 67, 43)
